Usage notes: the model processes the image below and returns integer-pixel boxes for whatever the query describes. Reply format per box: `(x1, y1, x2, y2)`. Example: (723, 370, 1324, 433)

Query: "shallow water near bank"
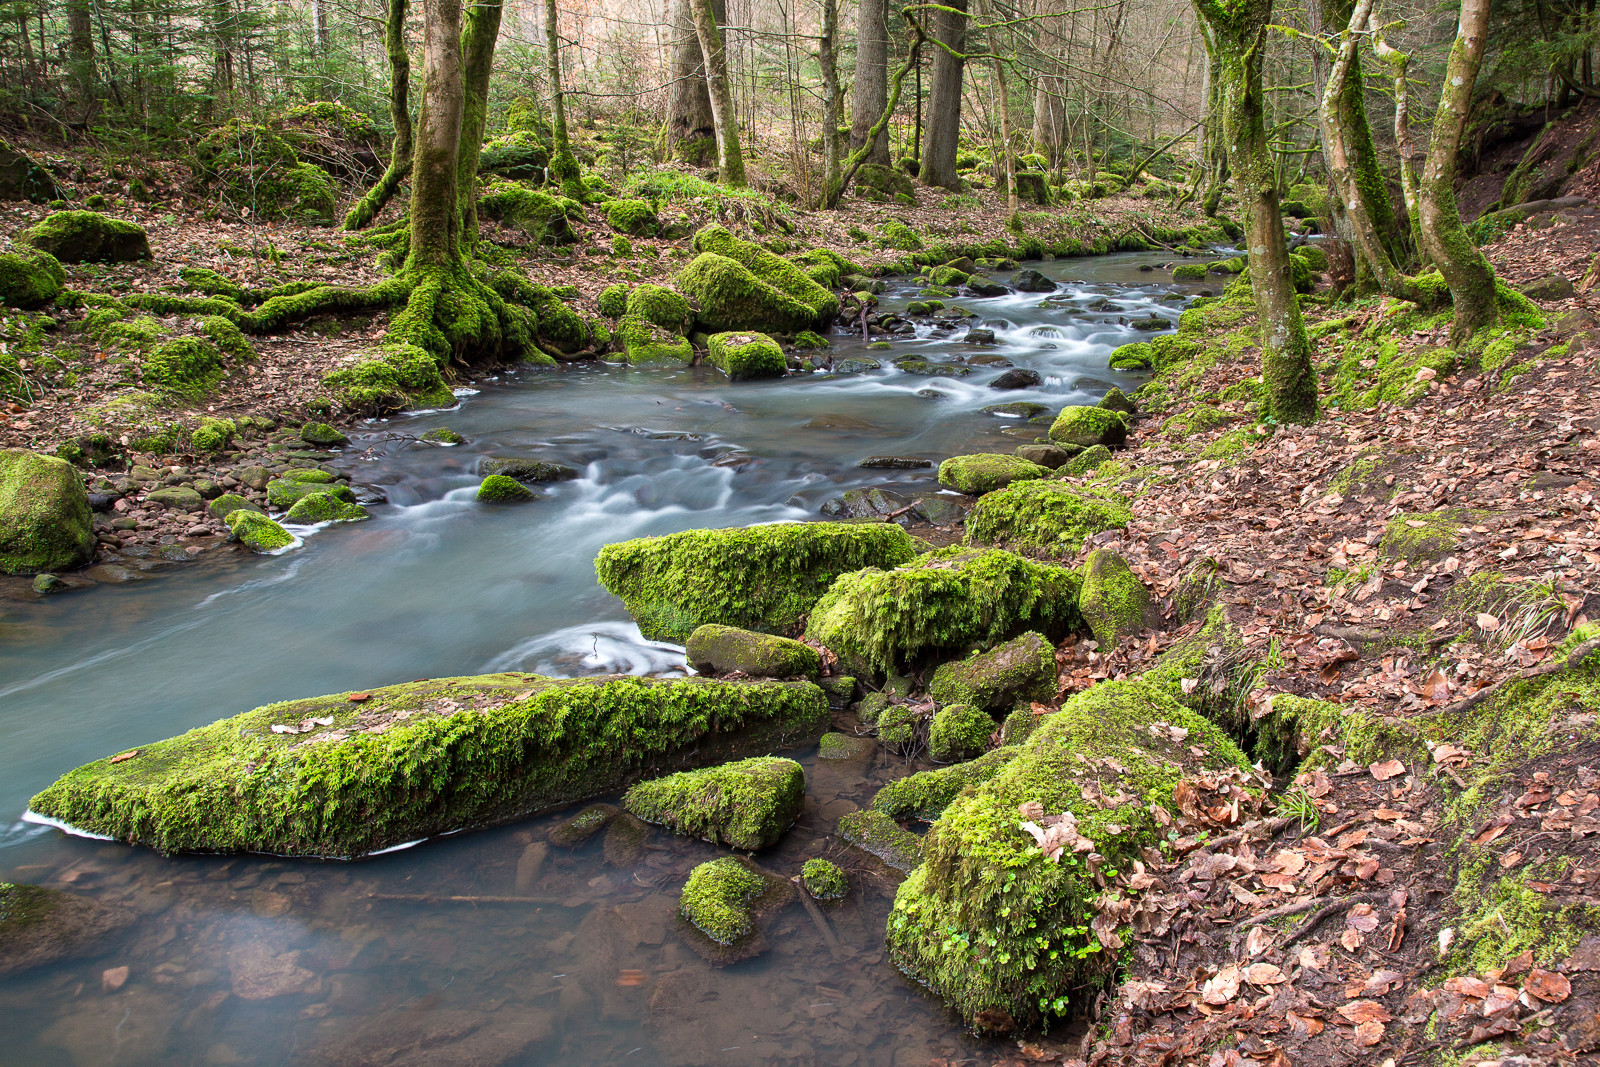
(0, 251, 1217, 1064)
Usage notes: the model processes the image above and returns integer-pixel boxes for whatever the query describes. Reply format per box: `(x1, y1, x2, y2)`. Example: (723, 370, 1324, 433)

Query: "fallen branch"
(790, 875, 843, 958)
(1278, 890, 1389, 950)
(366, 892, 560, 905)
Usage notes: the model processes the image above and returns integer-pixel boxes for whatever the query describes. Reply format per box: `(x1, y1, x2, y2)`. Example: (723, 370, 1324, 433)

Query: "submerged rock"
(0, 882, 135, 977)
(625, 756, 805, 850)
(988, 369, 1042, 390)
(30, 674, 828, 857)
(929, 632, 1056, 712)
(595, 521, 917, 642)
(801, 858, 849, 902)
(686, 624, 821, 678)
(838, 810, 921, 872)
(986, 402, 1049, 419)
(1012, 269, 1057, 293)
(817, 731, 876, 761)
(548, 802, 620, 847)
(937, 453, 1049, 495)
(819, 485, 910, 520)
(858, 455, 933, 469)
(0, 449, 95, 575)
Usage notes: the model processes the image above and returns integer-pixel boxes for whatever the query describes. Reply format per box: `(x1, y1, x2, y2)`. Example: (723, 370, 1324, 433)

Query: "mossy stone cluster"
(0, 246, 64, 308)
(624, 756, 805, 850)
(707, 331, 786, 380)
(886, 678, 1249, 1031)
(1077, 549, 1149, 647)
(0, 448, 95, 575)
(805, 547, 1082, 675)
(800, 858, 849, 902)
(1048, 406, 1127, 449)
(30, 673, 827, 857)
(928, 704, 994, 762)
(685, 623, 821, 678)
(19, 210, 150, 263)
(679, 857, 767, 944)
(595, 521, 917, 642)
(929, 632, 1056, 711)
(225, 509, 295, 553)
(964, 480, 1131, 551)
(937, 453, 1049, 495)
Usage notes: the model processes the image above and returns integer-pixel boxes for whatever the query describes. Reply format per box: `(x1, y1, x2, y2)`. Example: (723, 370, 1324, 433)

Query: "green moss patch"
(685, 624, 821, 678)
(1378, 508, 1487, 563)
(838, 809, 922, 871)
(801, 858, 849, 902)
(624, 756, 805, 850)
(873, 746, 1022, 820)
(928, 704, 995, 762)
(1048, 406, 1127, 448)
(937, 453, 1049, 495)
(225, 510, 295, 552)
(1078, 549, 1149, 648)
(929, 632, 1056, 712)
(0, 247, 65, 309)
(707, 331, 786, 380)
(0, 448, 95, 575)
(284, 490, 370, 523)
(20, 210, 150, 263)
(965, 480, 1130, 552)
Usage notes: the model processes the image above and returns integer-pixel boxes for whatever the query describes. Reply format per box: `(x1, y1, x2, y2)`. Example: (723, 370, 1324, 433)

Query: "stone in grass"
(420, 428, 466, 445)
(300, 421, 349, 448)
(225, 510, 295, 553)
(801, 858, 849, 903)
(477, 474, 540, 504)
(837, 810, 921, 872)
(928, 704, 994, 762)
(481, 457, 580, 483)
(624, 756, 805, 850)
(817, 731, 876, 761)
(548, 802, 620, 847)
(937, 453, 1050, 495)
(0, 448, 95, 575)
(1097, 387, 1136, 415)
(686, 623, 821, 678)
(707, 331, 787, 380)
(0, 882, 136, 978)
(1014, 443, 1074, 469)
(872, 746, 1022, 821)
(207, 493, 263, 521)
(1077, 549, 1150, 648)
(285, 490, 370, 523)
(1048, 406, 1127, 449)
(929, 632, 1056, 712)
(677, 856, 794, 962)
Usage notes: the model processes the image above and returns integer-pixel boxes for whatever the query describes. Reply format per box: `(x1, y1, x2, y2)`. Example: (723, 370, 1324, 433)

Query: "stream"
(0, 251, 1221, 1065)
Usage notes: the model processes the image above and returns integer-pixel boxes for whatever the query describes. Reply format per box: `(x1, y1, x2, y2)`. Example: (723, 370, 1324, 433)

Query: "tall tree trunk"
(1420, 0, 1499, 343)
(850, 0, 890, 164)
(409, 0, 466, 273)
(1193, 0, 1318, 424)
(1033, 76, 1067, 169)
(67, 0, 97, 118)
(993, 48, 1017, 211)
(1372, 23, 1424, 257)
(820, 0, 842, 196)
(666, 0, 718, 162)
(458, 0, 503, 243)
(545, 0, 581, 193)
(1198, 33, 1229, 217)
(919, 0, 967, 189)
(825, 12, 927, 206)
(344, 0, 414, 230)
(691, 0, 746, 187)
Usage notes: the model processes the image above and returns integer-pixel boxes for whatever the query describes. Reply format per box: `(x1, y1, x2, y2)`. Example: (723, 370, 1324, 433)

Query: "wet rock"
(929, 632, 1056, 712)
(145, 486, 204, 511)
(1012, 269, 1057, 293)
(686, 623, 821, 678)
(228, 511, 295, 553)
(309, 1007, 554, 1065)
(820, 486, 911, 520)
(85, 492, 118, 512)
(911, 495, 969, 525)
(548, 803, 621, 847)
(1097, 386, 1136, 414)
(857, 455, 933, 469)
(0, 448, 95, 575)
(818, 674, 857, 710)
(1131, 314, 1169, 331)
(937, 453, 1050, 495)
(964, 328, 997, 345)
(0, 883, 135, 977)
(988, 369, 1042, 390)
(285, 490, 370, 523)
(481, 457, 581, 483)
(1014, 443, 1073, 469)
(420, 427, 466, 445)
(228, 942, 325, 1000)
(624, 756, 806, 850)
(602, 812, 652, 867)
(803, 413, 876, 430)
(838, 810, 921, 872)
(966, 353, 1013, 367)
(894, 358, 971, 378)
(832, 356, 882, 373)
(514, 840, 549, 891)
(968, 281, 1009, 297)
(818, 731, 877, 761)
(985, 401, 1048, 419)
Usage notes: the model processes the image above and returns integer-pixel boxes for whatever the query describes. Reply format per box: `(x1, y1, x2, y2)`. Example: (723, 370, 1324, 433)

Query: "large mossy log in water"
(594, 521, 919, 642)
(885, 677, 1249, 1032)
(29, 673, 828, 857)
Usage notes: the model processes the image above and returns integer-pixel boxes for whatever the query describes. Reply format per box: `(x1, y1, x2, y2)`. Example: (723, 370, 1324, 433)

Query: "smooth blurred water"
(0, 251, 1213, 1065)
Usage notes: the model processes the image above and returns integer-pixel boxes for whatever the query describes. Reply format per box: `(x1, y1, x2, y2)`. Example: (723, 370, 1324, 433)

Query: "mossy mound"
(20, 210, 150, 263)
(0, 246, 64, 308)
(1379, 508, 1485, 563)
(479, 130, 551, 180)
(687, 224, 838, 324)
(143, 338, 225, 399)
(597, 283, 630, 318)
(479, 181, 575, 243)
(686, 624, 821, 678)
(595, 521, 918, 642)
(605, 198, 659, 236)
(853, 163, 918, 204)
(1060, 445, 1114, 478)
(625, 283, 691, 331)
(805, 547, 1083, 675)
(324, 345, 456, 416)
(1171, 263, 1208, 282)
(677, 252, 818, 335)
(928, 704, 994, 762)
(624, 756, 805, 850)
(1078, 549, 1149, 648)
(937, 454, 1049, 496)
(886, 678, 1250, 1031)
(477, 474, 539, 503)
(1048, 406, 1127, 449)
(801, 858, 849, 902)
(872, 746, 1022, 820)
(190, 417, 236, 453)
(707, 331, 786, 380)
(679, 856, 791, 951)
(31, 674, 827, 857)
(284, 490, 370, 523)
(928, 632, 1056, 712)
(965, 480, 1131, 552)
(0, 449, 95, 575)
(225, 510, 295, 553)
(618, 315, 693, 365)
(266, 476, 355, 509)
(838, 809, 922, 871)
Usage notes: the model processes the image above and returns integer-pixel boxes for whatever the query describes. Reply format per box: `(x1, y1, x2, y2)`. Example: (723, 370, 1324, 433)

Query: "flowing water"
(0, 252, 1221, 1065)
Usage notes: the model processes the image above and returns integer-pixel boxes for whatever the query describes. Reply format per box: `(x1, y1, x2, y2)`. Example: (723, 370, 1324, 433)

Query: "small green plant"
(1274, 786, 1320, 830)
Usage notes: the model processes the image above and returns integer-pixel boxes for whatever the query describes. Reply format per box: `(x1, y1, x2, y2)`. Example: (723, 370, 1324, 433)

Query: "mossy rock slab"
(0, 883, 136, 978)
(929, 632, 1056, 712)
(707, 331, 786, 380)
(838, 809, 922, 872)
(965, 480, 1131, 552)
(547, 802, 620, 847)
(937, 454, 1050, 496)
(618, 315, 693, 366)
(1048, 407, 1127, 449)
(624, 756, 805, 850)
(677, 855, 794, 961)
(886, 678, 1250, 1031)
(285, 490, 370, 523)
(686, 624, 821, 678)
(806, 547, 1082, 675)
(0, 449, 94, 575)
(1078, 549, 1150, 648)
(872, 745, 1022, 821)
(481, 457, 580, 484)
(19, 210, 150, 263)
(595, 521, 918, 643)
(818, 731, 877, 761)
(29, 674, 828, 857)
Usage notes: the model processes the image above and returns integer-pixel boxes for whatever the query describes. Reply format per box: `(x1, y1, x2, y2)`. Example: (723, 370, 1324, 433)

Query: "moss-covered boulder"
(617, 315, 693, 365)
(625, 283, 692, 331)
(605, 198, 659, 236)
(838, 809, 921, 871)
(31, 674, 827, 857)
(0, 882, 135, 978)
(872, 746, 1021, 820)
(1048, 406, 1127, 449)
(707, 330, 786, 380)
(477, 474, 539, 503)
(479, 181, 574, 243)
(207, 493, 262, 521)
(19, 210, 150, 263)
(1060, 445, 1114, 478)
(801, 858, 849, 902)
(928, 704, 994, 762)
(676, 252, 818, 335)
(853, 163, 918, 204)
(965, 480, 1130, 551)
(479, 130, 551, 179)
(686, 624, 821, 678)
(929, 632, 1056, 712)
(143, 338, 225, 398)
(690, 224, 839, 322)
(482, 457, 579, 483)
(285, 490, 370, 523)
(886, 679, 1250, 1031)
(0, 449, 94, 575)
(0, 246, 64, 308)
(1171, 263, 1208, 282)
(300, 421, 349, 447)
(624, 756, 805, 850)
(937, 454, 1050, 496)
(1097, 387, 1135, 415)
(1077, 549, 1149, 648)
(806, 548, 1082, 675)
(678, 856, 792, 953)
(597, 283, 630, 318)
(225, 510, 295, 553)
(267, 476, 356, 509)
(596, 521, 917, 643)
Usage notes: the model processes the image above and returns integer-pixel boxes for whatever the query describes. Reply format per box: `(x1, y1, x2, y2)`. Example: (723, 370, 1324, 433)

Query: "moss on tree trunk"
(342, 0, 412, 230)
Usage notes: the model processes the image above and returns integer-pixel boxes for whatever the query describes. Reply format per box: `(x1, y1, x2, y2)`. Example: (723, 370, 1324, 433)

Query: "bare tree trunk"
(850, 0, 890, 164)
(1198, 30, 1229, 217)
(666, 0, 718, 163)
(820, 0, 842, 196)
(67, 0, 97, 118)
(546, 0, 581, 194)
(1420, 0, 1500, 343)
(993, 47, 1018, 211)
(344, 0, 413, 230)
(409, 0, 466, 272)
(1193, 0, 1317, 424)
(1373, 24, 1425, 257)
(825, 12, 927, 206)
(458, 0, 503, 244)
(692, 0, 746, 186)
(1033, 76, 1067, 168)
(920, 0, 967, 189)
